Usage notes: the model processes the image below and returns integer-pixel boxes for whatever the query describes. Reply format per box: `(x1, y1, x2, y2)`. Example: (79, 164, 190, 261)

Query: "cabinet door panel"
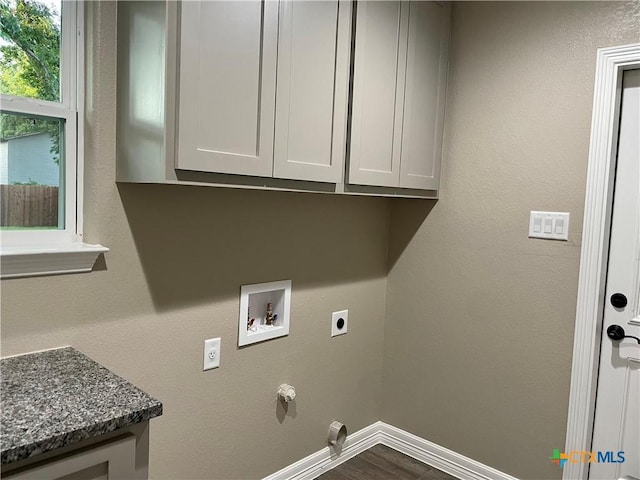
(348, 1, 408, 187)
(399, 2, 450, 190)
(274, 1, 351, 183)
(4, 435, 135, 480)
(177, 1, 278, 177)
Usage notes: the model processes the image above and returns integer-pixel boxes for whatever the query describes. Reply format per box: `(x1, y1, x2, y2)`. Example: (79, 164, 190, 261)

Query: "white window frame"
(0, 1, 107, 279)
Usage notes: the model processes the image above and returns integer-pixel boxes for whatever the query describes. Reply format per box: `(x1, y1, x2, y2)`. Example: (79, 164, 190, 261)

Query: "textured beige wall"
(3, 2, 639, 480)
(0, 3, 389, 479)
(383, 2, 639, 480)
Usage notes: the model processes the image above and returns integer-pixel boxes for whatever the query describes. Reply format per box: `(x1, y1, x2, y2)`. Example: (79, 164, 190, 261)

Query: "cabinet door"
(348, 1, 408, 187)
(273, 1, 351, 183)
(3, 435, 136, 480)
(176, 1, 278, 177)
(399, 2, 450, 190)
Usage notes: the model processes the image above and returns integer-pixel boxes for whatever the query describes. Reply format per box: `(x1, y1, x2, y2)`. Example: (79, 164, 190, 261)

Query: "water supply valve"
(277, 384, 296, 403)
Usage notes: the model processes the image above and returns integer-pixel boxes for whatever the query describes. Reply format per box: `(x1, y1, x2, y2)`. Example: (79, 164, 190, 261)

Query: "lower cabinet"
(2, 422, 153, 480)
(348, 1, 451, 191)
(3, 435, 136, 480)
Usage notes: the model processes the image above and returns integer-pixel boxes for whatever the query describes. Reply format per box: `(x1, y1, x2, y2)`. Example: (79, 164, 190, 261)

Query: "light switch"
(533, 217, 542, 233)
(529, 211, 570, 241)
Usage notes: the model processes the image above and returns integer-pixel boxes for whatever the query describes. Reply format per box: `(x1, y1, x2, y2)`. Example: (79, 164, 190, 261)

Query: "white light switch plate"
(203, 337, 221, 371)
(529, 211, 570, 240)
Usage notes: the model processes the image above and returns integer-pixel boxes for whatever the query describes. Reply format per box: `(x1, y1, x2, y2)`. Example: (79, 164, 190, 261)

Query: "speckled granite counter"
(1, 347, 162, 465)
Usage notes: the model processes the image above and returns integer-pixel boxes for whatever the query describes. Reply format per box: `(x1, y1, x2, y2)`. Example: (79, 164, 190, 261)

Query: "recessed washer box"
(239, 280, 291, 347)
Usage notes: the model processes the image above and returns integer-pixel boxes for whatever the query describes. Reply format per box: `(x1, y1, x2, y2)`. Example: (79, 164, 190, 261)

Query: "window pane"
(0, 111, 64, 229)
(0, 0, 62, 102)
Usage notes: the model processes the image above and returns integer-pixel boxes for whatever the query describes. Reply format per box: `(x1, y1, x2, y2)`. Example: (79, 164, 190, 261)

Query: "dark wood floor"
(315, 444, 458, 480)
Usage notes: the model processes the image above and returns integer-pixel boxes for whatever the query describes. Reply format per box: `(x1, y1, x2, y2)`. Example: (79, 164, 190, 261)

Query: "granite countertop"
(1, 347, 163, 465)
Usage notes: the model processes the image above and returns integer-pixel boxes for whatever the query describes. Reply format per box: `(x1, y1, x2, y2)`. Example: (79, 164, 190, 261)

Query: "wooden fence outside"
(0, 185, 59, 227)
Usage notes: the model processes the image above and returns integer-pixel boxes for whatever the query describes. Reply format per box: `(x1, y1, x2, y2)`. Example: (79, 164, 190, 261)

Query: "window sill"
(0, 242, 109, 279)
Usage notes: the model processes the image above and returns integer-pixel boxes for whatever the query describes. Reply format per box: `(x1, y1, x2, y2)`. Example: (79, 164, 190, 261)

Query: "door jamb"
(563, 43, 640, 480)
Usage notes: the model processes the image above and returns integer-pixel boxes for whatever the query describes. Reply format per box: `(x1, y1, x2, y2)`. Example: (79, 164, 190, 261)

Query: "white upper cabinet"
(177, 0, 351, 183)
(177, 1, 278, 177)
(116, 0, 450, 197)
(349, 1, 406, 188)
(274, 1, 351, 183)
(400, 1, 450, 190)
(348, 1, 450, 191)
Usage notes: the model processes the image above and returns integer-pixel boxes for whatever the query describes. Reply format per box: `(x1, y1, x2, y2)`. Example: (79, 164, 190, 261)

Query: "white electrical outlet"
(203, 337, 221, 371)
(331, 310, 348, 337)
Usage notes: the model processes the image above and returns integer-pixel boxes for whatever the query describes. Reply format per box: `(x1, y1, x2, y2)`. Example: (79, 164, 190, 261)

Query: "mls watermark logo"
(550, 449, 625, 468)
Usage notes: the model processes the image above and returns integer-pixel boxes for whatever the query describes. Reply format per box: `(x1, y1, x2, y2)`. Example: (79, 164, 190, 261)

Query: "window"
(0, 0, 107, 278)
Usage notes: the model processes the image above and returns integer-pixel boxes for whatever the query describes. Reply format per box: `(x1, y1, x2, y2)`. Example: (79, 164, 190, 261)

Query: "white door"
(590, 69, 640, 480)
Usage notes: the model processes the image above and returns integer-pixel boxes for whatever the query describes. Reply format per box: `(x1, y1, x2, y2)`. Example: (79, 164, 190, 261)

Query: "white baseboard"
(378, 423, 519, 480)
(262, 422, 380, 480)
(263, 422, 519, 480)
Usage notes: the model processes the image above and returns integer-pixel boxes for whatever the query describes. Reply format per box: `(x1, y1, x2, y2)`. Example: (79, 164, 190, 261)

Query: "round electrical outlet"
(331, 310, 348, 337)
